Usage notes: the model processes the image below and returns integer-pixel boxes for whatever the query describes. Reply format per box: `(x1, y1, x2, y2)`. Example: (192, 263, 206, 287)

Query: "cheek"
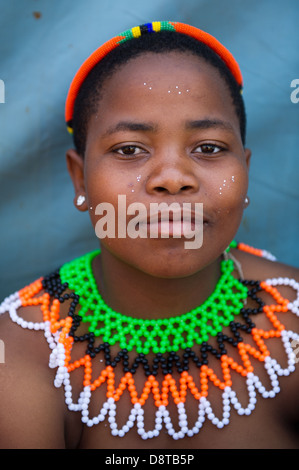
(204, 168, 248, 213)
(85, 168, 139, 231)
(217, 173, 247, 199)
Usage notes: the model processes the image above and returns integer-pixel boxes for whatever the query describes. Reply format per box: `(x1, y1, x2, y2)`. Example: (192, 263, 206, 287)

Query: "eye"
(113, 145, 145, 157)
(193, 143, 225, 155)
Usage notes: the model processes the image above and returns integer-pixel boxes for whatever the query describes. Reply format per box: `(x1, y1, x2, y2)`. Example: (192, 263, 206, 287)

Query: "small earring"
(244, 196, 250, 207)
(76, 195, 86, 206)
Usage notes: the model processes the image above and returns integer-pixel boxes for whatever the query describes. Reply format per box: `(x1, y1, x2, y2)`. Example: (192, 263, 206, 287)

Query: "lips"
(151, 219, 195, 237)
(137, 205, 206, 238)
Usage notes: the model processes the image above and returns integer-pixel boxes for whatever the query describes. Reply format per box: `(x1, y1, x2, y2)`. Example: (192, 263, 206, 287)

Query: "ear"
(66, 148, 88, 211)
(244, 147, 251, 170)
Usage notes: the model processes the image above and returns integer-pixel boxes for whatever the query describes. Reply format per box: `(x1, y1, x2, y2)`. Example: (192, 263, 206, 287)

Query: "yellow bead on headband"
(65, 21, 243, 134)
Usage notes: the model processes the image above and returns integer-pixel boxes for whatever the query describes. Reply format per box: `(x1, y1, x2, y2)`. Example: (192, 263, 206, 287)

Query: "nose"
(145, 150, 199, 195)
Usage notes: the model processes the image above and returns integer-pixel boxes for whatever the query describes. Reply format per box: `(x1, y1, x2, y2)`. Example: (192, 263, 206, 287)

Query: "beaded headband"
(65, 21, 243, 134)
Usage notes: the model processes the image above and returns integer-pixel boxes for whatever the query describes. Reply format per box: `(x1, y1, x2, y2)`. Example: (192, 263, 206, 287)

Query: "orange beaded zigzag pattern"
(18, 278, 290, 407)
(18, 279, 74, 360)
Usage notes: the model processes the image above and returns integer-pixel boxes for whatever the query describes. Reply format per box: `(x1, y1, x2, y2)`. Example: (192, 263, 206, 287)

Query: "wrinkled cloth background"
(0, 0, 298, 300)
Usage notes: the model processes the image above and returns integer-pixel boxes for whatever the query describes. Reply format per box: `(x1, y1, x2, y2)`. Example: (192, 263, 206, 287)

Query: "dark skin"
(0, 52, 299, 449)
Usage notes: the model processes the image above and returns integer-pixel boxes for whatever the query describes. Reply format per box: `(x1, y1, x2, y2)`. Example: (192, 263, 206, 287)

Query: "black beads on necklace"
(42, 270, 265, 378)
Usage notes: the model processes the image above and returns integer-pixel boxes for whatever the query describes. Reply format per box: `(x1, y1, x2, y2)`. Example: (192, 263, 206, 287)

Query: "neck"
(92, 247, 222, 320)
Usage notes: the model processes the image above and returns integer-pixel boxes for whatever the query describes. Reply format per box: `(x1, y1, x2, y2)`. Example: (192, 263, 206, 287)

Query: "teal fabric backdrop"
(0, 0, 298, 300)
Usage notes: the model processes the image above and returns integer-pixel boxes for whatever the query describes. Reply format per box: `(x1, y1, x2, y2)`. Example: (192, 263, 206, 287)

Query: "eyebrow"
(185, 119, 234, 132)
(102, 121, 158, 137)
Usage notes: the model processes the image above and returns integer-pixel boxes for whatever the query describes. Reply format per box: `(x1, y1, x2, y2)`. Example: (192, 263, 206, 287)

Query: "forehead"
(101, 51, 229, 97)
(89, 51, 239, 136)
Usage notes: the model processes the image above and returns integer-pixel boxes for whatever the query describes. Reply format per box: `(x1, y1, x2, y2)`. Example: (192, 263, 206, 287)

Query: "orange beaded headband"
(65, 21, 243, 134)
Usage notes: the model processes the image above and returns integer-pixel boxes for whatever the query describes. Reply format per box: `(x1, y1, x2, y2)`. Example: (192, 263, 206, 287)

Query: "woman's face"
(68, 51, 250, 278)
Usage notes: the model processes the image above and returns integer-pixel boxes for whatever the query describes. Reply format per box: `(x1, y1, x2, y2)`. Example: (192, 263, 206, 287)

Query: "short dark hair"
(72, 31, 246, 156)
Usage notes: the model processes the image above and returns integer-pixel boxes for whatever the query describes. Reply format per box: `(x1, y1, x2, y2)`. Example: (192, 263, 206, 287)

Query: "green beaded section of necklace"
(60, 245, 247, 354)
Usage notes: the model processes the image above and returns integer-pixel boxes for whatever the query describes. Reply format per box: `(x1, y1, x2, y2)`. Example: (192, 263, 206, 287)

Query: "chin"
(102, 233, 226, 279)
(133, 246, 215, 279)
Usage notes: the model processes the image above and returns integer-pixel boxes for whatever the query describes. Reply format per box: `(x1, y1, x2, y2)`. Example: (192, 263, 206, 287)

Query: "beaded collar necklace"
(2, 242, 299, 441)
(59, 249, 248, 355)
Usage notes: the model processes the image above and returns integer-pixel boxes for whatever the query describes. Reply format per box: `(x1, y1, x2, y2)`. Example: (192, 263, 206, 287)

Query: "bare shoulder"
(232, 247, 299, 284)
(0, 301, 67, 448)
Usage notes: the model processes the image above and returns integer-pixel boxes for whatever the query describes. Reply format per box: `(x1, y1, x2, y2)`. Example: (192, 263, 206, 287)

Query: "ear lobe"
(66, 148, 88, 211)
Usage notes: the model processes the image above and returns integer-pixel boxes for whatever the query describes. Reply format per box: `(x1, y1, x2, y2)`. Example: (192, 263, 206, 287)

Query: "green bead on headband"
(65, 21, 243, 134)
